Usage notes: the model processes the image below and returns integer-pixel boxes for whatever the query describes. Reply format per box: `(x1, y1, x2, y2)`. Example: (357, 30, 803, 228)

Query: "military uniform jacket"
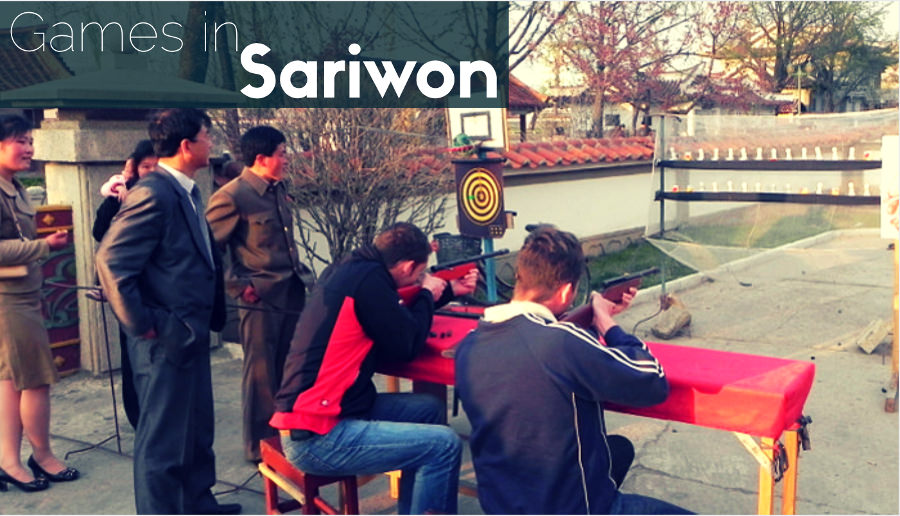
(0, 176, 48, 293)
(205, 168, 307, 305)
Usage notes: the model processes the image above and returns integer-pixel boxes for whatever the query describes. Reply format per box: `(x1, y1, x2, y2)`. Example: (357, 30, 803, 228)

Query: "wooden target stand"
(446, 106, 511, 303)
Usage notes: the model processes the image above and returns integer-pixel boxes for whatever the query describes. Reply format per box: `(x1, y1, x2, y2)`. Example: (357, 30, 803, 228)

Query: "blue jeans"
(281, 393, 461, 514)
(609, 492, 694, 515)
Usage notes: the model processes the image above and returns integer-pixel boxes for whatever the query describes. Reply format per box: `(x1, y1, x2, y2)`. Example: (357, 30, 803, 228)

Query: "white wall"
(294, 160, 885, 273)
(294, 166, 747, 273)
(462, 172, 658, 249)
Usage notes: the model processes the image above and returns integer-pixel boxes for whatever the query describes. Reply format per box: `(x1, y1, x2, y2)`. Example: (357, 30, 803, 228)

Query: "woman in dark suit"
(0, 115, 78, 493)
(92, 139, 157, 429)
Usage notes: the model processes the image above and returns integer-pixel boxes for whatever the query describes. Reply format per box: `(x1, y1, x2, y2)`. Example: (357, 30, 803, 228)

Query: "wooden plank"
(757, 437, 775, 515)
(781, 431, 799, 515)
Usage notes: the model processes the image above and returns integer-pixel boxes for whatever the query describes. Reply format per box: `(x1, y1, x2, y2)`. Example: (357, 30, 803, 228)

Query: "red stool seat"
(259, 436, 359, 515)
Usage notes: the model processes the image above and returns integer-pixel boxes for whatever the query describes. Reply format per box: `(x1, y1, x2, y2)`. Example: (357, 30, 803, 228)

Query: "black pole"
(65, 294, 123, 458)
(99, 300, 123, 454)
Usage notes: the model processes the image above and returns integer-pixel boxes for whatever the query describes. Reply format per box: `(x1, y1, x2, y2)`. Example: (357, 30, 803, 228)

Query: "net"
(644, 109, 898, 279)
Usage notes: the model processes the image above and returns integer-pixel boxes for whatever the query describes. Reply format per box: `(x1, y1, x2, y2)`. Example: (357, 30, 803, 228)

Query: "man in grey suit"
(206, 126, 309, 462)
(96, 109, 240, 515)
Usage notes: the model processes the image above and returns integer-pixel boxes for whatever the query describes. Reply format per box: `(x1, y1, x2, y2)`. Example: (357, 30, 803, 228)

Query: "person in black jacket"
(456, 225, 692, 515)
(91, 139, 157, 429)
(92, 140, 157, 242)
(271, 222, 472, 514)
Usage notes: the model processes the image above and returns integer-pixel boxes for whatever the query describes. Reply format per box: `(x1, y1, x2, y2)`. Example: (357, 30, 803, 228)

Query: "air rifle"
(560, 267, 660, 329)
(429, 249, 510, 280)
(398, 249, 510, 304)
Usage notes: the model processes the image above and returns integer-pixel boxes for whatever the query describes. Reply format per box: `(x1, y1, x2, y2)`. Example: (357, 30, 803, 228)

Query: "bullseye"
(460, 168, 501, 225)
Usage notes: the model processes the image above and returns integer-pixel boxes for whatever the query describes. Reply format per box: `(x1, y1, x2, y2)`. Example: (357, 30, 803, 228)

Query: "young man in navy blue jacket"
(456, 225, 692, 515)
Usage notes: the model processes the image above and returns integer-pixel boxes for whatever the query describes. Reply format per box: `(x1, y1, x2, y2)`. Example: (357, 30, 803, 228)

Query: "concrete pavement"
(1, 228, 896, 514)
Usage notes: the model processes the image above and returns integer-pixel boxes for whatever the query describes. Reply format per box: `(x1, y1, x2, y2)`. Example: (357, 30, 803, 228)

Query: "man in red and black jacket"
(270, 222, 465, 514)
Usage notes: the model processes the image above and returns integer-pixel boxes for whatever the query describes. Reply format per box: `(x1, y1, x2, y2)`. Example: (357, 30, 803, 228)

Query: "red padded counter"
(379, 315, 815, 439)
(377, 314, 473, 385)
(377, 312, 815, 514)
(610, 343, 815, 439)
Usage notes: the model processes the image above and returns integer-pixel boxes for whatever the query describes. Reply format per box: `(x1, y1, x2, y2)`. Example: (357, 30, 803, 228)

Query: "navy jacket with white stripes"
(455, 301, 669, 514)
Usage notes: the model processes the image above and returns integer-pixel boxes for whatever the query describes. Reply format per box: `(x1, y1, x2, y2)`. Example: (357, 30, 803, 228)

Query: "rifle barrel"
(430, 249, 510, 272)
(600, 267, 660, 288)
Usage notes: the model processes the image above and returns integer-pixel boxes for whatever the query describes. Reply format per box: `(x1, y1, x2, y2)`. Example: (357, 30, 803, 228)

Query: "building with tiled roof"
(508, 74, 548, 112)
(508, 74, 549, 141)
(1, 25, 73, 92)
(399, 136, 653, 182)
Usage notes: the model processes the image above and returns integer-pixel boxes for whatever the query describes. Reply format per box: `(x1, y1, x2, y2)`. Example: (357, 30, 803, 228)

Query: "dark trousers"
(607, 434, 635, 488)
(129, 333, 219, 514)
(238, 292, 303, 461)
(119, 328, 139, 428)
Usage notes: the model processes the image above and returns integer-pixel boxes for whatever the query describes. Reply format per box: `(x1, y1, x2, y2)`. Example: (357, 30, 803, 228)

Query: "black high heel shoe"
(0, 466, 50, 492)
(27, 456, 80, 482)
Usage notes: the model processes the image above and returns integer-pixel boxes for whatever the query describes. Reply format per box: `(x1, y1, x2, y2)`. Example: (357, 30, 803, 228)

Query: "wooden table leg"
(385, 376, 401, 393)
(757, 437, 775, 515)
(386, 470, 402, 499)
(780, 430, 799, 515)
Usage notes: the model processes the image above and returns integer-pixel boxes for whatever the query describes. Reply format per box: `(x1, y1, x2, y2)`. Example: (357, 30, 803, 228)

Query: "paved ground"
(2, 229, 896, 515)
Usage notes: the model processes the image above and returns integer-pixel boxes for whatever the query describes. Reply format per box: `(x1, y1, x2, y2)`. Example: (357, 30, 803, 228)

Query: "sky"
(884, 1, 899, 35)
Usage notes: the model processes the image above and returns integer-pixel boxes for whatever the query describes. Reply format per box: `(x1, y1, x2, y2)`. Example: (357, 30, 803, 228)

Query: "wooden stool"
(259, 436, 359, 515)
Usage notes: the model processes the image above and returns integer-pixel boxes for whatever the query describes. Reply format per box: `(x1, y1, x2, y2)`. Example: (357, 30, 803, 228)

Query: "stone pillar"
(34, 109, 219, 374)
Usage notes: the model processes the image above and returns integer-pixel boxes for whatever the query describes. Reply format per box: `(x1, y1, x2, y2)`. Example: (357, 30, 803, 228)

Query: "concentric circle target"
(459, 168, 501, 226)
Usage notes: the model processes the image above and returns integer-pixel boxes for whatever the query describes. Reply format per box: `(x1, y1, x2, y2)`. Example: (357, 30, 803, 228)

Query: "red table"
(377, 313, 815, 515)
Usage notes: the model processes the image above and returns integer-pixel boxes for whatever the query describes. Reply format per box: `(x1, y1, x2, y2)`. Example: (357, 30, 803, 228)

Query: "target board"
(454, 158, 506, 238)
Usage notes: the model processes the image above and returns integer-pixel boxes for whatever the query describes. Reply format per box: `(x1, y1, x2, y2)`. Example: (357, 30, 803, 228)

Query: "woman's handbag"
(0, 191, 30, 279)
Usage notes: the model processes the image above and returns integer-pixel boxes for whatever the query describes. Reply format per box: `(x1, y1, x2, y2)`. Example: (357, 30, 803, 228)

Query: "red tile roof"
(395, 137, 654, 176)
(508, 74, 548, 112)
(500, 137, 654, 169)
(294, 136, 654, 185)
(298, 119, 895, 183)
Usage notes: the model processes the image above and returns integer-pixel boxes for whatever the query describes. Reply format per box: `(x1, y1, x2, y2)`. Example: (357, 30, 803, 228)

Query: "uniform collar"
(240, 167, 279, 196)
(0, 175, 21, 197)
(483, 300, 557, 323)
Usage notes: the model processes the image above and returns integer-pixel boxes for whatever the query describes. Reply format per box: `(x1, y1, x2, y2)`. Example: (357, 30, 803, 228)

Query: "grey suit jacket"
(96, 168, 225, 365)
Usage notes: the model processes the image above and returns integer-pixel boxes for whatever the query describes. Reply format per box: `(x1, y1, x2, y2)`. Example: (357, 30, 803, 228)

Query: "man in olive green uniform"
(206, 126, 309, 462)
